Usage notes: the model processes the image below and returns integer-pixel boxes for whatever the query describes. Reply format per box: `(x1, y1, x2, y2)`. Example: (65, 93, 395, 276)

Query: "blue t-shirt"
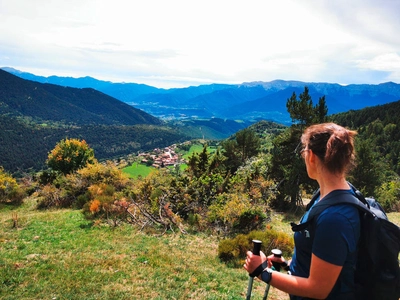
(290, 193, 361, 299)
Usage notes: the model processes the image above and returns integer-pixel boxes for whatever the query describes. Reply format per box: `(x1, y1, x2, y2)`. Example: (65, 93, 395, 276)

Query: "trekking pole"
(262, 249, 282, 300)
(246, 239, 262, 300)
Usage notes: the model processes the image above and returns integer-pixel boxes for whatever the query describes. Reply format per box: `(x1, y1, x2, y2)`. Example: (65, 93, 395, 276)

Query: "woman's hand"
(266, 253, 291, 270)
(244, 250, 267, 274)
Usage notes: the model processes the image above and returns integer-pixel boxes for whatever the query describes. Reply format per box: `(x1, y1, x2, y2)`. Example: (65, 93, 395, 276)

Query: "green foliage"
(218, 230, 294, 267)
(37, 169, 58, 185)
(0, 167, 25, 205)
(375, 180, 400, 212)
(208, 193, 267, 234)
(349, 137, 386, 196)
(286, 87, 328, 126)
(331, 101, 400, 211)
(46, 138, 96, 175)
(269, 128, 314, 208)
(235, 128, 261, 161)
(233, 209, 267, 233)
(286, 87, 314, 126)
(221, 127, 261, 174)
(270, 87, 328, 208)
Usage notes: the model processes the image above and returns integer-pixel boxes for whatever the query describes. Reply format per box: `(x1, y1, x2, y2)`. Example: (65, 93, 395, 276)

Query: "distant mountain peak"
(1, 66, 24, 74)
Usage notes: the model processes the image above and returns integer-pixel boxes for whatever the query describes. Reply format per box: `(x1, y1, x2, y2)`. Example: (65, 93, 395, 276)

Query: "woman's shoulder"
(318, 203, 360, 223)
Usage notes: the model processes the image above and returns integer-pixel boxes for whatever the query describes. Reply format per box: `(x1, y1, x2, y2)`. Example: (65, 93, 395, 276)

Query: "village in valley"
(138, 144, 183, 168)
(115, 140, 213, 172)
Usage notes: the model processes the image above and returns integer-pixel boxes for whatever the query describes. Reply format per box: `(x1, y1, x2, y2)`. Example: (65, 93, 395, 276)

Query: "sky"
(1, 0, 400, 88)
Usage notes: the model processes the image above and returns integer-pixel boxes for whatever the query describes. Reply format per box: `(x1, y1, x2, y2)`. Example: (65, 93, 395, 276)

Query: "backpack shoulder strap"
(308, 189, 366, 220)
(291, 187, 371, 232)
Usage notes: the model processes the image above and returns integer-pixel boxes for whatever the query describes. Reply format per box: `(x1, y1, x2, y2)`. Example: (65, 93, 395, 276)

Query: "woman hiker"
(244, 122, 360, 299)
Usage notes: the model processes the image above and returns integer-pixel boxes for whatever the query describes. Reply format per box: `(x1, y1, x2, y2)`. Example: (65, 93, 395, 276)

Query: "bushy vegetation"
(0, 167, 25, 205)
(46, 138, 96, 175)
(19, 127, 280, 236)
(218, 230, 294, 267)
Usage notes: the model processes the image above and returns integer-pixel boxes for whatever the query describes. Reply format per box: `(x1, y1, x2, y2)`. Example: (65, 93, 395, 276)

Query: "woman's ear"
(308, 149, 316, 164)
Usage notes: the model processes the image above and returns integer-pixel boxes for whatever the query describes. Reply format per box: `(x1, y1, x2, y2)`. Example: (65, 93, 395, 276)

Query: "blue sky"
(1, 0, 399, 88)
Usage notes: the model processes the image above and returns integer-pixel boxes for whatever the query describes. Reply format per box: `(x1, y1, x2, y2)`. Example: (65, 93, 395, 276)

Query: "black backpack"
(291, 184, 400, 300)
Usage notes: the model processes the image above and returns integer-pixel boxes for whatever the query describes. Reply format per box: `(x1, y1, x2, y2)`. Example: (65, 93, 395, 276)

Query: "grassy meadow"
(0, 198, 293, 300)
(122, 162, 156, 178)
(2, 198, 399, 299)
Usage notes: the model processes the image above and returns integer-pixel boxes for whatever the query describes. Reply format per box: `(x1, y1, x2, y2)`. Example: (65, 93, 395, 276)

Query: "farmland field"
(122, 143, 214, 178)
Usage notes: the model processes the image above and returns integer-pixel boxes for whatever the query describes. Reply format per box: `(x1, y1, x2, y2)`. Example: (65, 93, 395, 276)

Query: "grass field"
(181, 144, 216, 160)
(2, 197, 399, 300)
(122, 162, 156, 178)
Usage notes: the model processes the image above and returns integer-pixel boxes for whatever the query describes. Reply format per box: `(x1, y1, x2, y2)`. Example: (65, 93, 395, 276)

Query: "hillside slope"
(0, 69, 161, 125)
(0, 115, 188, 174)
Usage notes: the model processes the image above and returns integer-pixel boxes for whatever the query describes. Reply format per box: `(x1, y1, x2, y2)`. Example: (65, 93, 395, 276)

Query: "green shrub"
(218, 229, 294, 267)
(37, 169, 58, 185)
(232, 208, 267, 233)
(75, 192, 91, 209)
(46, 138, 96, 175)
(0, 167, 25, 205)
(375, 179, 400, 212)
(187, 212, 208, 232)
(208, 193, 267, 234)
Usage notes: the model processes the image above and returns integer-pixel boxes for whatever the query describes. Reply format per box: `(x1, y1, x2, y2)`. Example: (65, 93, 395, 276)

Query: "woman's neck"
(317, 174, 349, 200)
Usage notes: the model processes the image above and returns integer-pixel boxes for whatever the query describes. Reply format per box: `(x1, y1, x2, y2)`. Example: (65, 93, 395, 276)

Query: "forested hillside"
(0, 69, 161, 126)
(332, 100, 400, 175)
(0, 116, 188, 175)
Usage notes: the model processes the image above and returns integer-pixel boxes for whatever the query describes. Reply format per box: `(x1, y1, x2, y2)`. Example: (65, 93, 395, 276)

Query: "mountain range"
(3, 67, 400, 125)
(0, 68, 160, 126)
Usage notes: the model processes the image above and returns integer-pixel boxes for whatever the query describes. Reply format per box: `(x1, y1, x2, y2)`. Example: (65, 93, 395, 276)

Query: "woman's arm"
(267, 253, 342, 299)
(245, 252, 342, 299)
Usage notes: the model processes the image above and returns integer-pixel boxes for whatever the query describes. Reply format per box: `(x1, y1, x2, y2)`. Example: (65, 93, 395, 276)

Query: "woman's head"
(301, 123, 357, 175)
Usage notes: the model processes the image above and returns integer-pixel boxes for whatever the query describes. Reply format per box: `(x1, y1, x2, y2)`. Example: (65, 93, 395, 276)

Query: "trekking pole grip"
(252, 240, 262, 256)
(271, 249, 282, 271)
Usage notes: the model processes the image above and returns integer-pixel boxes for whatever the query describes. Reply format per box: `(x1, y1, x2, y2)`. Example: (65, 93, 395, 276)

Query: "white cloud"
(0, 0, 399, 87)
(356, 53, 400, 82)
